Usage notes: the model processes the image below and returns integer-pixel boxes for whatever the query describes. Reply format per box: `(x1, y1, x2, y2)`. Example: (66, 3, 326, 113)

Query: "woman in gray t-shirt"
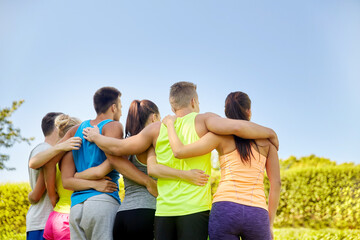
(76, 99, 206, 240)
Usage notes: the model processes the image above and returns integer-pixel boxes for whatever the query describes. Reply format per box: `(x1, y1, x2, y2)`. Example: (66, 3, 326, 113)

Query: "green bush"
(0, 179, 126, 238)
(212, 164, 360, 229)
(274, 228, 360, 240)
(269, 166, 360, 229)
(0, 183, 31, 238)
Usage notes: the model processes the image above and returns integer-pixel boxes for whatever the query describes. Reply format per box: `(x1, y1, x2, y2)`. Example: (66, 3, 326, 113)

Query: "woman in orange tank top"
(163, 91, 281, 240)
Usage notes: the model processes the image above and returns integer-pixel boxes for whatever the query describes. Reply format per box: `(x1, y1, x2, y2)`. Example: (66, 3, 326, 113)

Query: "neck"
(175, 107, 194, 118)
(92, 112, 114, 125)
(44, 132, 59, 146)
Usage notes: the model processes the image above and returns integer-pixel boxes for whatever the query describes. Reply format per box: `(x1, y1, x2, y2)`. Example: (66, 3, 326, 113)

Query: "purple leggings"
(209, 201, 271, 240)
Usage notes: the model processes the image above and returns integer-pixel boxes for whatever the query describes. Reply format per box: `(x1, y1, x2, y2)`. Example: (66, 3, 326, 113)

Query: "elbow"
(147, 165, 155, 177)
(271, 179, 282, 190)
(62, 179, 71, 190)
(173, 150, 185, 159)
(29, 160, 39, 169)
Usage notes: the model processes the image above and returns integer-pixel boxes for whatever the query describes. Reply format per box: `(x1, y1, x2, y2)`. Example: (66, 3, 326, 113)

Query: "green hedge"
(274, 228, 360, 240)
(270, 166, 360, 229)
(212, 165, 360, 229)
(0, 183, 31, 238)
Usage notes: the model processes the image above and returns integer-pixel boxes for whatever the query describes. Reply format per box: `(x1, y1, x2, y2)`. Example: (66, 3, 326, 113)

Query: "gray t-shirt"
(118, 155, 156, 211)
(26, 142, 53, 232)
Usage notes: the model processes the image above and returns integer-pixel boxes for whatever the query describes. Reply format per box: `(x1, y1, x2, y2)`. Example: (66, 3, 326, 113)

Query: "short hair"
(93, 87, 121, 114)
(169, 81, 197, 110)
(41, 112, 63, 137)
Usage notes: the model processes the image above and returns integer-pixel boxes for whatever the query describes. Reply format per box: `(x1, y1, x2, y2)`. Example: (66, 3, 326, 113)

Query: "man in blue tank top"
(57, 87, 158, 240)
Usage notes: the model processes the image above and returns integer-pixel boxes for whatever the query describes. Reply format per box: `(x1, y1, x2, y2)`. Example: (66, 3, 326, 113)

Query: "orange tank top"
(213, 146, 268, 211)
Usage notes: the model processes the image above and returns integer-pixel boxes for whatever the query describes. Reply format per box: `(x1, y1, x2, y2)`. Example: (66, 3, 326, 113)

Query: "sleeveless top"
(213, 147, 268, 211)
(117, 155, 156, 211)
(155, 112, 212, 216)
(53, 164, 72, 213)
(71, 119, 120, 207)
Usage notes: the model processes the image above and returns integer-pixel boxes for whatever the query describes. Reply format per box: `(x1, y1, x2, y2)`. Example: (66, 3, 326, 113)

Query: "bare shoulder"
(103, 121, 123, 138)
(197, 112, 220, 120)
(143, 121, 161, 137)
(253, 138, 271, 157)
(65, 125, 80, 138)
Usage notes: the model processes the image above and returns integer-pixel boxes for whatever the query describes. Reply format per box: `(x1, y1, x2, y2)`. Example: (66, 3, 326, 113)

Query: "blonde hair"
(169, 81, 197, 111)
(55, 114, 81, 138)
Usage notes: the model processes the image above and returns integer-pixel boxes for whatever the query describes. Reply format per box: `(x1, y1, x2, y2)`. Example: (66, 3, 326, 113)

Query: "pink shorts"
(43, 211, 70, 240)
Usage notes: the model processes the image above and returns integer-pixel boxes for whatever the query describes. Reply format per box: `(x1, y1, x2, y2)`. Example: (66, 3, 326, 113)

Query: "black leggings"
(155, 211, 209, 240)
(113, 208, 155, 240)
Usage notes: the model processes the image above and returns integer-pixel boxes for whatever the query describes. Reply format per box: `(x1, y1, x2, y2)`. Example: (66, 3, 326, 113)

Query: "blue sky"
(1, 0, 359, 182)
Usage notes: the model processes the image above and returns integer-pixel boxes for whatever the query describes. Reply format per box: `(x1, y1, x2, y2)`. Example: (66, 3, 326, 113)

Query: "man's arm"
(28, 169, 46, 204)
(82, 122, 159, 156)
(203, 114, 279, 150)
(101, 121, 158, 197)
(61, 151, 118, 192)
(29, 126, 81, 169)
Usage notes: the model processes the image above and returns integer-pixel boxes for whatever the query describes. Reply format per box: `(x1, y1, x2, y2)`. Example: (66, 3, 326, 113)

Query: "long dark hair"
(125, 100, 159, 138)
(225, 91, 255, 165)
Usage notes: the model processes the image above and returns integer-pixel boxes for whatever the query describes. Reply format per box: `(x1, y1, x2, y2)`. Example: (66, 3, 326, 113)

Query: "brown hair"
(169, 81, 197, 111)
(225, 91, 255, 165)
(55, 114, 81, 138)
(125, 100, 159, 137)
(93, 87, 121, 114)
(41, 112, 63, 136)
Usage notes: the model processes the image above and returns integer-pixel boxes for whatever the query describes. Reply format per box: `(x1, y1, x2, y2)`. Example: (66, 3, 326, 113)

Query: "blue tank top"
(71, 119, 120, 207)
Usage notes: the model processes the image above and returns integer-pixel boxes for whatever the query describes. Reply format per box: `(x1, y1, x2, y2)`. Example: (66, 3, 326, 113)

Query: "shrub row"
(0, 177, 125, 237)
(0, 183, 31, 238)
(211, 165, 360, 229)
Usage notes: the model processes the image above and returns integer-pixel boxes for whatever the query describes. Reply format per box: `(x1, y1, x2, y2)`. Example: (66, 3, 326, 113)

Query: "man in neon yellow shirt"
(83, 81, 279, 240)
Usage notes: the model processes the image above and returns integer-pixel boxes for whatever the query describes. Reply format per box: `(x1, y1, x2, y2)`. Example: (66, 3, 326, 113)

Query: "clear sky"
(1, 0, 359, 182)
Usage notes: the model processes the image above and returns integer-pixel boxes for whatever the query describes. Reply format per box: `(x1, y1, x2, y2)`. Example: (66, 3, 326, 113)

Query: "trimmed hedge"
(0, 177, 126, 238)
(212, 165, 360, 229)
(274, 228, 360, 240)
(0, 183, 31, 238)
(270, 166, 360, 229)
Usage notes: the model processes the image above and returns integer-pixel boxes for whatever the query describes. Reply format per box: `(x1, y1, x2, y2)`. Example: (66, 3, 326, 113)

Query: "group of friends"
(26, 81, 281, 240)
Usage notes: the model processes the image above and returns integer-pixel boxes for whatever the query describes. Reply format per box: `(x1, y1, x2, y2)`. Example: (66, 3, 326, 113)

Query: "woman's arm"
(28, 169, 46, 204)
(146, 147, 209, 186)
(43, 161, 58, 208)
(162, 115, 221, 159)
(29, 136, 82, 169)
(61, 151, 118, 193)
(74, 160, 113, 180)
(204, 115, 279, 150)
(265, 143, 281, 239)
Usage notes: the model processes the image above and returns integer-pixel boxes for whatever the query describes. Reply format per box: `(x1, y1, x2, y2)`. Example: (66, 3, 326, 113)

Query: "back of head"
(125, 99, 159, 137)
(169, 81, 197, 111)
(55, 114, 82, 138)
(224, 91, 253, 165)
(225, 91, 251, 121)
(93, 87, 121, 114)
(41, 112, 63, 137)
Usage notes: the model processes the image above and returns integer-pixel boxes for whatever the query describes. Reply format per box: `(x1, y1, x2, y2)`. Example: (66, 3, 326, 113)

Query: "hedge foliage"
(211, 165, 360, 229)
(0, 183, 31, 238)
(273, 228, 360, 240)
(0, 178, 126, 238)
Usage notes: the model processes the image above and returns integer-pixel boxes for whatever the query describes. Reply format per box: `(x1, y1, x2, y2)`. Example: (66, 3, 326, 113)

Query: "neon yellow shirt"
(155, 112, 212, 216)
(53, 164, 72, 213)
